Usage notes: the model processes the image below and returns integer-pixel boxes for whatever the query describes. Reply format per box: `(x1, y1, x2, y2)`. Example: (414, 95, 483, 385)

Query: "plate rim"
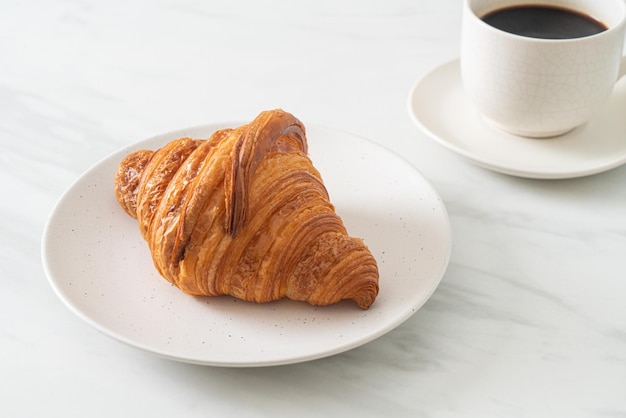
(41, 122, 452, 367)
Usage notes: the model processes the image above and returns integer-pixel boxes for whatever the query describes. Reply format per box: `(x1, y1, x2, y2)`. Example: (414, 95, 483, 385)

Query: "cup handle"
(619, 55, 626, 80)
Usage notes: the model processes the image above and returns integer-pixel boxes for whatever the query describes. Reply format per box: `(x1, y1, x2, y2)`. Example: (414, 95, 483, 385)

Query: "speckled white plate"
(408, 59, 626, 179)
(42, 123, 451, 367)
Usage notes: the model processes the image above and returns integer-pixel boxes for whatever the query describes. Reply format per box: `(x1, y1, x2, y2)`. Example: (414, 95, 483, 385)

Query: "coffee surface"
(482, 5, 607, 39)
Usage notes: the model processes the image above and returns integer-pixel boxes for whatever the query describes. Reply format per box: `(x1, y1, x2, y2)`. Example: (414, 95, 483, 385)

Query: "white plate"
(42, 123, 451, 367)
(408, 59, 626, 179)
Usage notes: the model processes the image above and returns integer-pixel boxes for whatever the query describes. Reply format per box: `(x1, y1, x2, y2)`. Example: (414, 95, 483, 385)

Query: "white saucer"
(408, 59, 626, 179)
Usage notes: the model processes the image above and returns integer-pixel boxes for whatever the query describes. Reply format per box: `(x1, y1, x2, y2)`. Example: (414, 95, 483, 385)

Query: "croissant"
(114, 109, 379, 309)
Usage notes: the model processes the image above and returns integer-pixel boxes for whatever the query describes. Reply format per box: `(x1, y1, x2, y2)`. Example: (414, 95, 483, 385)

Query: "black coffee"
(482, 5, 608, 39)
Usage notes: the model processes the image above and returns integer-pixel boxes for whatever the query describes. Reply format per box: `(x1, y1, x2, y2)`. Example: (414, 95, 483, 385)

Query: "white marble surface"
(1, 1, 625, 417)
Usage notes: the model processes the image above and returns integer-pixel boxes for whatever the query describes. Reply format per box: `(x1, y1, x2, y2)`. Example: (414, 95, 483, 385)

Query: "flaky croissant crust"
(114, 109, 379, 309)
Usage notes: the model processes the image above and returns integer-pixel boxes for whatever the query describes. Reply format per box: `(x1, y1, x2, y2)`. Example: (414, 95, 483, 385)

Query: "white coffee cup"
(461, 0, 626, 138)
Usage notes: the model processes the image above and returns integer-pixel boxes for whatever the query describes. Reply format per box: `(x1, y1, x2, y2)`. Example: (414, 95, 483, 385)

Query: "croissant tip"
(354, 291, 378, 310)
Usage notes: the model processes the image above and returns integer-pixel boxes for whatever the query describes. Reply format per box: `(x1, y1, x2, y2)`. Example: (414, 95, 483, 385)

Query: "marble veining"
(1, 1, 625, 417)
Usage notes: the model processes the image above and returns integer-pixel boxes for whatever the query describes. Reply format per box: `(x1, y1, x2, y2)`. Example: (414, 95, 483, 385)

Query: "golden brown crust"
(114, 149, 153, 218)
(113, 109, 379, 309)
